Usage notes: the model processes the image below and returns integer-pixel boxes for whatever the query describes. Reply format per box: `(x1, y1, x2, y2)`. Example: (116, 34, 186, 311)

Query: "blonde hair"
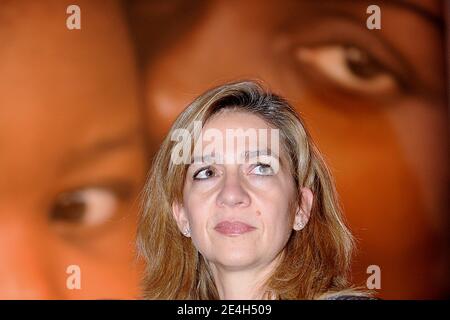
(138, 80, 360, 299)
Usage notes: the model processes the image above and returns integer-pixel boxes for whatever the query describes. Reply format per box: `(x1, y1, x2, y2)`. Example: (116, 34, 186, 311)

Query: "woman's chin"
(209, 252, 259, 271)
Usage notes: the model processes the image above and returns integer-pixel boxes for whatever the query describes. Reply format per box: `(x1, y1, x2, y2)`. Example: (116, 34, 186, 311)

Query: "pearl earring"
(183, 227, 191, 237)
(295, 221, 304, 231)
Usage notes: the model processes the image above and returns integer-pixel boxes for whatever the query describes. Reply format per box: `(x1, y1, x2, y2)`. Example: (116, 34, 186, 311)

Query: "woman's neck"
(209, 258, 279, 300)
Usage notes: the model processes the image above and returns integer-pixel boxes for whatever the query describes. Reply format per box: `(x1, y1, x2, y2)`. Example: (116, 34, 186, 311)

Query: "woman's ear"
(172, 202, 191, 237)
(293, 188, 313, 231)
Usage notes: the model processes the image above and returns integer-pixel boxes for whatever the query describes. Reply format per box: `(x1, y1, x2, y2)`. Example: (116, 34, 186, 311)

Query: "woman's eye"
(50, 187, 118, 227)
(193, 167, 216, 180)
(295, 45, 398, 95)
(249, 163, 274, 176)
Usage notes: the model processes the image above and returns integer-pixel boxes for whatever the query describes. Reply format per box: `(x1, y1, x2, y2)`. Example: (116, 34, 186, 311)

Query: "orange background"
(0, 0, 448, 299)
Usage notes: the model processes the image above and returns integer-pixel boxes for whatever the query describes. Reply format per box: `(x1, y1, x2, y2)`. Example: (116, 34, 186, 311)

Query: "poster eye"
(295, 45, 399, 96)
(51, 187, 118, 227)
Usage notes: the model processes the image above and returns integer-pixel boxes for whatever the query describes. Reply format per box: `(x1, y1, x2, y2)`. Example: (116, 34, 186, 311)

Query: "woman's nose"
(216, 170, 250, 208)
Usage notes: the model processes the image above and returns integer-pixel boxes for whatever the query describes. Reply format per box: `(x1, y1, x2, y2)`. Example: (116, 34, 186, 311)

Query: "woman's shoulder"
(319, 288, 379, 300)
(325, 295, 379, 300)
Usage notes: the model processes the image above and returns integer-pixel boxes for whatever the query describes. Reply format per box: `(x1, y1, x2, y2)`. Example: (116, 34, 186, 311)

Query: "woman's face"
(173, 112, 304, 271)
(141, 0, 448, 298)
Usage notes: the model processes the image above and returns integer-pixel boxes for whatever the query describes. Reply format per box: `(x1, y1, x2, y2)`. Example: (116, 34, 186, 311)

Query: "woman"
(138, 81, 370, 299)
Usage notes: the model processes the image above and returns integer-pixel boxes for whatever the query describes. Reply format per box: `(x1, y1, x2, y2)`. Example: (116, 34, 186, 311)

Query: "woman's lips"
(214, 221, 256, 236)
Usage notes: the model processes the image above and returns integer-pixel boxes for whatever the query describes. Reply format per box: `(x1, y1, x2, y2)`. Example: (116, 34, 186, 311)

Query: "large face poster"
(0, 0, 448, 300)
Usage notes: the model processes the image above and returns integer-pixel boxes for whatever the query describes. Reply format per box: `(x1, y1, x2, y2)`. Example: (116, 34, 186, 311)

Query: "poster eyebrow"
(310, 0, 444, 29)
(376, 0, 443, 29)
(63, 129, 140, 171)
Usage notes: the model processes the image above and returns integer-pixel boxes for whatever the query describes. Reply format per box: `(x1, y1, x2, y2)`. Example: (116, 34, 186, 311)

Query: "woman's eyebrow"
(243, 149, 279, 160)
(190, 149, 281, 164)
(191, 153, 216, 164)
